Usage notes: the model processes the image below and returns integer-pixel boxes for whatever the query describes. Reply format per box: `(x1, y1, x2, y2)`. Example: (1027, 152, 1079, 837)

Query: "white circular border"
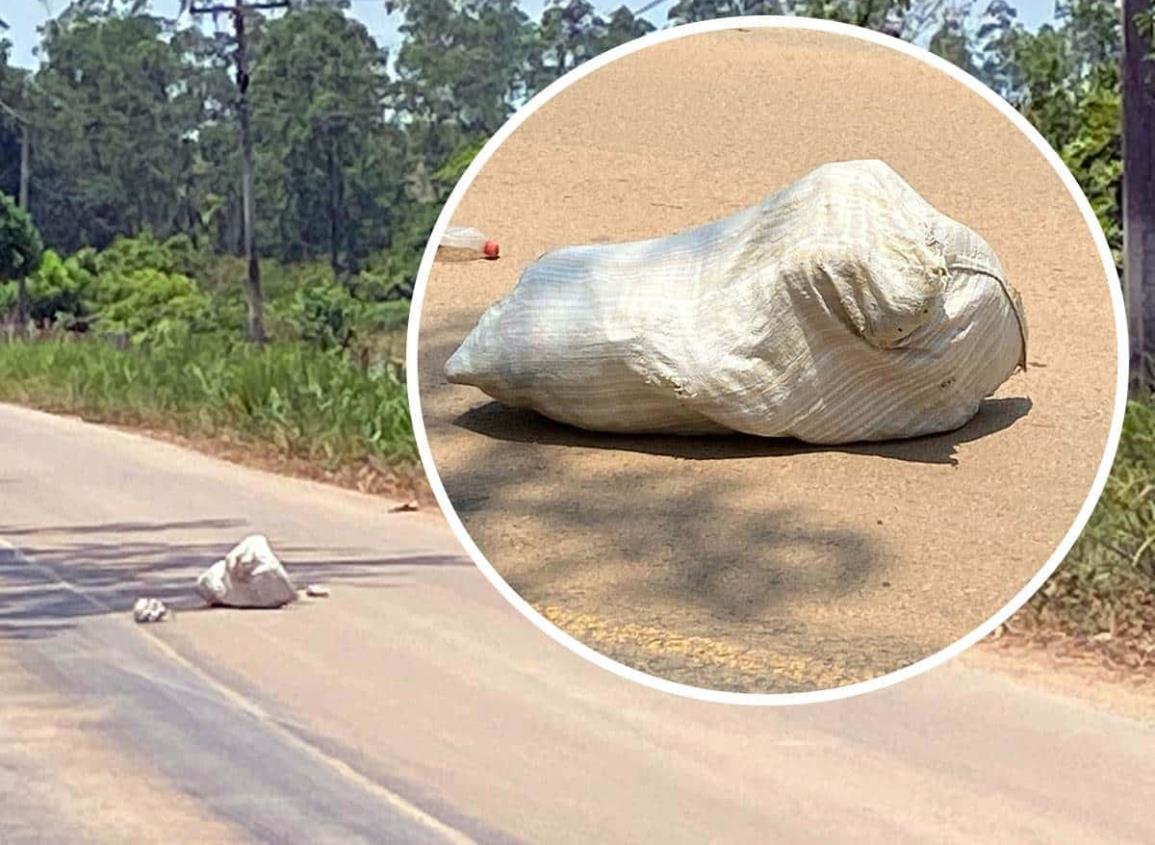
(406, 16, 1129, 706)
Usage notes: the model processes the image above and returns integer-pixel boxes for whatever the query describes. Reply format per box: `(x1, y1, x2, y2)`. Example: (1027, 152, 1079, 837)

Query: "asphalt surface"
(1, 402, 1152, 843)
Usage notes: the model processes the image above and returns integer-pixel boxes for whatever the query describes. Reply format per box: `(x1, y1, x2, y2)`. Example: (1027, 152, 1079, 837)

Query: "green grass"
(0, 336, 418, 479)
(1009, 398, 1155, 668)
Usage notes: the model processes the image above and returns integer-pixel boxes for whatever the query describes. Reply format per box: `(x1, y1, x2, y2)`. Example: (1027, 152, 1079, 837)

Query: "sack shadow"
(453, 395, 1032, 466)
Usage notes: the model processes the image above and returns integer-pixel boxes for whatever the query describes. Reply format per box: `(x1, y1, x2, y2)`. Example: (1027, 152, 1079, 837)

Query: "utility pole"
(1123, 0, 1155, 380)
(190, 0, 288, 344)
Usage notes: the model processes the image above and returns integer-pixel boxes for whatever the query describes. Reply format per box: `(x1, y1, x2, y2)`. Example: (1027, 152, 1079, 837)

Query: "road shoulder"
(966, 642, 1155, 724)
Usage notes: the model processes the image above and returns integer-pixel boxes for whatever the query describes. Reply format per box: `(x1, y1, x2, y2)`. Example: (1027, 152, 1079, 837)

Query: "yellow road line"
(541, 605, 858, 690)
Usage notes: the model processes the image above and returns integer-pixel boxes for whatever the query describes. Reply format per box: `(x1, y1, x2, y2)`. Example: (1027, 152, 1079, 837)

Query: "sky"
(3, 0, 1060, 70)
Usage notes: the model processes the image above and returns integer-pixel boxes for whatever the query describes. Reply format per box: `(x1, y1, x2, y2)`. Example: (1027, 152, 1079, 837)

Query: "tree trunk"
(18, 123, 29, 211)
(14, 276, 28, 340)
(328, 136, 340, 275)
(1124, 0, 1155, 380)
(14, 123, 30, 339)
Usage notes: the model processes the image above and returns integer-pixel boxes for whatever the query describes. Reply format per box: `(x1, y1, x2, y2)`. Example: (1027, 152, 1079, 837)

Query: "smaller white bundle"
(446, 160, 1027, 444)
(132, 597, 169, 623)
(195, 534, 298, 609)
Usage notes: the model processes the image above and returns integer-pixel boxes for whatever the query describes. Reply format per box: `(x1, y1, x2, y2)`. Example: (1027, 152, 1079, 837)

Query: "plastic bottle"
(438, 226, 500, 262)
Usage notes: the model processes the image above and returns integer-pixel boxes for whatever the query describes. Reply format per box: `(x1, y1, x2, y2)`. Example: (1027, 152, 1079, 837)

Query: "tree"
(528, 1, 654, 91)
(385, 0, 535, 234)
(0, 191, 45, 334)
(531, 0, 607, 86)
(928, 3, 976, 74)
(975, 0, 1020, 97)
(1062, 0, 1123, 70)
(0, 26, 26, 203)
(600, 5, 656, 52)
(29, 7, 207, 252)
(390, 0, 534, 149)
(251, 7, 404, 271)
(168, 22, 243, 254)
(666, 0, 946, 37)
(977, 0, 1123, 270)
(667, 0, 780, 24)
(1123, 0, 1155, 372)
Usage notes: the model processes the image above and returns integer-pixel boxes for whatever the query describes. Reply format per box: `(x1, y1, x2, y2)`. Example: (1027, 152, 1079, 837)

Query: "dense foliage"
(0, 191, 42, 282)
(1007, 400, 1155, 667)
(9, 231, 407, 352)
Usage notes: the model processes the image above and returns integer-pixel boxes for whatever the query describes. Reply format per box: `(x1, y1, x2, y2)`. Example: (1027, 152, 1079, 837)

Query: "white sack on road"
(195, 534, 298, 609)
(446, 160, 1028, 444)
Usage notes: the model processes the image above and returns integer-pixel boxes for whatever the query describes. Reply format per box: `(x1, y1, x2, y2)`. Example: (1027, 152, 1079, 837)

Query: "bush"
(87, 232, 179, 277)
(357, 201, 442, 301)
(1058, 69, 1122, 266)
(14, 235, 216, 344)
(1014, 399, 1155, 667)
(0, 191, 43, 282)
(286, 281, 364, 350)
(362, 299, 411, 333)
(91, 266, 213, 345)
(0, 192, 45, 322)
(26, 249, 94, 328)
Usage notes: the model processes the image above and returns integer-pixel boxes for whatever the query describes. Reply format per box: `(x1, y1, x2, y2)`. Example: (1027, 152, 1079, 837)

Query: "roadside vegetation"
(0, 338, 416, 487)
(1004, 401, 1155, 671)
(0, 227, 417, 492)
(1, 0, 1153, 668)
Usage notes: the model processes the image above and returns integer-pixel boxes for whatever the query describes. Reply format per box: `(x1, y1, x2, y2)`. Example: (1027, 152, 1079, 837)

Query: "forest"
(0, 0, 1152, 666)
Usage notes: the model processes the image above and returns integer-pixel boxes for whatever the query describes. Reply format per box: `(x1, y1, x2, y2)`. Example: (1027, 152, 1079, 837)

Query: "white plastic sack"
(195, 534, 298, 609)
(446, 160, 1027, 444)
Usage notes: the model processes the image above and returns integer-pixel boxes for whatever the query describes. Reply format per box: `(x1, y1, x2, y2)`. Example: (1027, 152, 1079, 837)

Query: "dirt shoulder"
(968, 640, 1155, 724)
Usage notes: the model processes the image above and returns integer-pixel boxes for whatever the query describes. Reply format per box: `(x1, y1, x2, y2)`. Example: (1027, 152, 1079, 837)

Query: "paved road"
(1, 403, 1151, 843)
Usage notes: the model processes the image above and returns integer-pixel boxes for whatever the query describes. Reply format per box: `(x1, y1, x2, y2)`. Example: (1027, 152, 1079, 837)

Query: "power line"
(632, 0, 669, 14)
(189, 1, 290, 12)
(0, 96, 29, 126)
(632, 0, 672, 16)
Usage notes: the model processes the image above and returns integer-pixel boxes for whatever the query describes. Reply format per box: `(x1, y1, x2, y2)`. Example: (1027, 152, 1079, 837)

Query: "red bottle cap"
(483, 240, 500, 259)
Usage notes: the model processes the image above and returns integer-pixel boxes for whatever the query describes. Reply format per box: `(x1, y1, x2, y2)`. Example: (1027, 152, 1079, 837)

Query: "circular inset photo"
(409, 19, 1126, 703)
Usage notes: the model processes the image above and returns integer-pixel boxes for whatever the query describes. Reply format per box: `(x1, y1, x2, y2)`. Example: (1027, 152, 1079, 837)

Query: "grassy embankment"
(0, 336, 420, 496)
(0, 235, 422, 497)
(999, 399, 1155, 671)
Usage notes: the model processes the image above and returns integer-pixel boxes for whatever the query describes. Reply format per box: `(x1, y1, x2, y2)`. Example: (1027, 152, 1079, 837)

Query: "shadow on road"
(453, 396, 1033, 467)
(0, 517, 248, 537)
(0, 519, 469, 641)
(426, 413, 932, 690)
